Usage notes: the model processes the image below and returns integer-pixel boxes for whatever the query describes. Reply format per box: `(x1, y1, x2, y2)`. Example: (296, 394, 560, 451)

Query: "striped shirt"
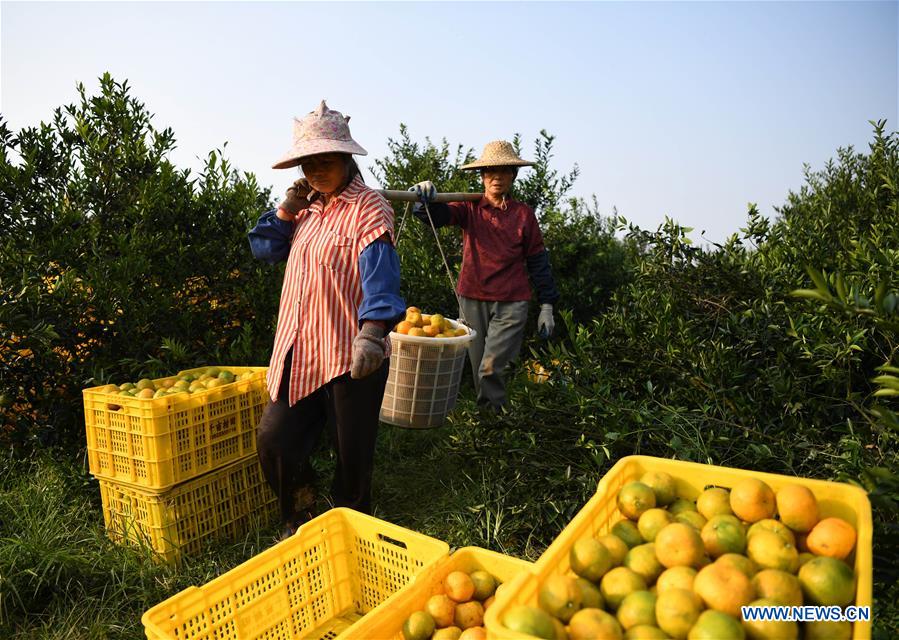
(267, 176, 394, 404)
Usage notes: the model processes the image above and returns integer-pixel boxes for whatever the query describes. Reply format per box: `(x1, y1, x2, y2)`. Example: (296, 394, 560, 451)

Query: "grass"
(1, 374, 897, 638)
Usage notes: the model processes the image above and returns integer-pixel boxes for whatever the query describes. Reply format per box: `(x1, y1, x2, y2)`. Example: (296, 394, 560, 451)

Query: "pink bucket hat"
(272, 100, 368, 170)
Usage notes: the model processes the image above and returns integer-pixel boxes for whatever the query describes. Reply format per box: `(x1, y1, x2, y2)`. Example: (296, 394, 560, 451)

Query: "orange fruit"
(806, 517, 856, 561)
(408, 327, 426, 337)
(715, 553, 758, 578)
(598, 533, 630, 566)
(747, 519, 796, 546)
(729, 478, 776, 523)
(444, 571, 475, 602)
(701, 514, 747, 558)
(453, 601, 484, 630)
(797, 556, 856, 606)
(469, 570, 496, 601)
(626, 626, 669, 639)
(656, 566, 697, 593)
(501, 606, 556, 639)
(752, 569, 803, 607)
(637, 508, 675, 542)
(425, 594, 456, 627)
(775, 484, 819, 533)
(747, 530, 799, 573)
(537, 574, 582, 623)
(423, 324, 441, 337)
(687, 610, 745, 639)
(696, 487, 733, 519)
(568, 608, 624, 640)
(550, 618, 568, 640)
(618, 482, 657, 520)
(458, 627, 486, 640)
(570, 537, 613, 582)
(395, 320, 413, 334)
(402, 611, 436, 640)
(639, 471, 677, 506)
(668, 498, 697, 515)
(693, 563, 756, 618)
(655, 588, 702, 639)
(576, 577, 605, 609)
(617, 590, 657, 630)
(654, 523, 705, 568)
(674, 511, 707, 531)
(432, 627, 463, 640)
(798, 552, 815, 568)
(612, 519, 645, 549)
(803, 620, 852, 639)
(406, 311, 423, 327)
(741, 598, 799, 639)
(601, 567, 648, 611)
(624, 543, 664, 585)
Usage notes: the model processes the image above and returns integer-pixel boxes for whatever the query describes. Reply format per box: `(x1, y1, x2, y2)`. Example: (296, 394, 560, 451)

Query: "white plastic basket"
(379, 319, 476, 428)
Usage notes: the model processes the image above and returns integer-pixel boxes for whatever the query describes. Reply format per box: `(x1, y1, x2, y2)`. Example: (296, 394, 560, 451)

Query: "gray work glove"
(409, 180, 437, 203)
(351, 323, 387, 379)
(537, 303, 555, 339)
(280, 178, 313, 216)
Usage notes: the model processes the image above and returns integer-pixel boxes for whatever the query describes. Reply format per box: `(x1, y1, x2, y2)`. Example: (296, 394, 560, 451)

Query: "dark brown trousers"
(257, 352, 388, 527)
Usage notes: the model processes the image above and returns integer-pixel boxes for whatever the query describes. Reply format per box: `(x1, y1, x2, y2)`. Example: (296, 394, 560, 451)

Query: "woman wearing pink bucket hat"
(408, 141, 560, 412)
(248, 101, 405, 538)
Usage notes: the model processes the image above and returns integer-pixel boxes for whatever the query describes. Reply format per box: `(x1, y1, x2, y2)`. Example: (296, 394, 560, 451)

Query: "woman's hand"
(351, 322, 387, 379)
(277, 179, 313, 220)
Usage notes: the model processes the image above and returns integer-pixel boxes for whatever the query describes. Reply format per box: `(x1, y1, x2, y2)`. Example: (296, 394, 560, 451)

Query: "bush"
(0, 74, 280, 453)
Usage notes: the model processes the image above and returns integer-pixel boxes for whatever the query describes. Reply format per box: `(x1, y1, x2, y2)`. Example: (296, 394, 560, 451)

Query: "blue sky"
(2, 1, 897, 244)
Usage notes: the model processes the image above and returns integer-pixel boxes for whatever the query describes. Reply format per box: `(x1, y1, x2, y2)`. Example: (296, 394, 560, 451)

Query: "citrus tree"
(0, 74, 280, 452)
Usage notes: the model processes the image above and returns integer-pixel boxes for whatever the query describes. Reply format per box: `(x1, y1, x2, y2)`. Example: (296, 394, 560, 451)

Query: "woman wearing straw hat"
(408, 140, 560, 412)
(248, 101, 405, 538)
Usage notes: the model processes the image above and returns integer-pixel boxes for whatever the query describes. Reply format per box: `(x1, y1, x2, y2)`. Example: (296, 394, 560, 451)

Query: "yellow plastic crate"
(85, 365, 268, 490)
(484, 455, 874, 640)
(99, 454, 276, 565)
(347, 546, 533, 639)
(142, 508, 451, 640)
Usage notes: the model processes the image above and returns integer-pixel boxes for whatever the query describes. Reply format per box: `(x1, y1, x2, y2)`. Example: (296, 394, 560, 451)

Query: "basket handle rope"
(395, 200, 469, 327)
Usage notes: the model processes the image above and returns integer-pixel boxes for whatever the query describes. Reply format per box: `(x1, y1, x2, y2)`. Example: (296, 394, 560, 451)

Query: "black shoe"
(278, 522, 297, 542)
(277, 509, 315, 542)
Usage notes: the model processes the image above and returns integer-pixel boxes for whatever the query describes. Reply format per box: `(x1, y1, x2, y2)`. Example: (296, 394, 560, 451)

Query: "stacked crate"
(83, 365, 276, 564)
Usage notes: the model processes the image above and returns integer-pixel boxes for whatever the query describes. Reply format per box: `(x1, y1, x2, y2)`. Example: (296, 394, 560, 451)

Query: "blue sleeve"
(358, 240, 406, 327)
(248, 208, 294, 264)
(526, 249, 561, 305)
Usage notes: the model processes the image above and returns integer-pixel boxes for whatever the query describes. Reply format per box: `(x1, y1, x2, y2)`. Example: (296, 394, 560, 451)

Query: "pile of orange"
(501, 472, 859, 639)
(394, 307, 468, 339)
(402, 569, 502, 640)
(95, 367, 253, 399)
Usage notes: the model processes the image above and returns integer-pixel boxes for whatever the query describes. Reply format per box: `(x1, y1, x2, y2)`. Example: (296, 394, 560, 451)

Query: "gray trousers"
(459, 296, 529, 410)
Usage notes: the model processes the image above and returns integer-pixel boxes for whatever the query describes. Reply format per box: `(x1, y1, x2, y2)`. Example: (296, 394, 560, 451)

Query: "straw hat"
(272, 100, 368, 170)
(460, 140, 534, 170)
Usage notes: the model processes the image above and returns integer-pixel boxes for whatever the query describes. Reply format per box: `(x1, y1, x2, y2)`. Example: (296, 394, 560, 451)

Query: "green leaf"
(805, 266, 829, 292)
(874, 280, 888, 307)
(789, 289, 831, 302)
(872, 375, 899, 391)
(835, 273, 847, 300)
